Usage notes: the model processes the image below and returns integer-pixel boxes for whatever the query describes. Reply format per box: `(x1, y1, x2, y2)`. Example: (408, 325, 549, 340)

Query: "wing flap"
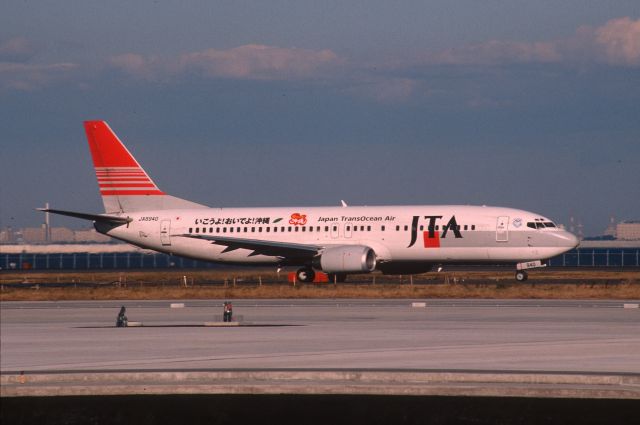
(179, 234, 321, 259)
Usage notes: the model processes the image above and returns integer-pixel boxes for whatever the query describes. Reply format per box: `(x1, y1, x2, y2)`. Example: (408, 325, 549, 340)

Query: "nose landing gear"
(515, 260, 546, 282)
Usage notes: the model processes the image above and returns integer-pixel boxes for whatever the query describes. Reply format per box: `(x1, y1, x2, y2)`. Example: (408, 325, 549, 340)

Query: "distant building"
(21, 226, 47, 243)
(1, 226, 117, 244)
(616, 221, 640, 241)
(50, 227, 75, 242)
(603, 216, 617, 238)
(0, 228, 16, 243)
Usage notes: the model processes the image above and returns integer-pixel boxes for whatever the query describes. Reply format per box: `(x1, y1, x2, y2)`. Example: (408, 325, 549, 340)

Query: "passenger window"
(209, 227, 213, 233)
(404, 225, 408, 231)
(381, 225, 385, 231)
(195, 228, 199, 233)
(251, 227, 255, 232)
(309, 226, 313, 232)
(346, 226, 351, 231)
(302, 226, 306, 232)
(189, 228, 193, 233)
(325, 226, 329, 232)
(353, 226, 357, 232)
(333, 226, 337, 231)
(464, 225, 468, 230)
(230, 227, 234, 233)
(295, 227, 299, 232)
(396, 225, 400, 231)
(367, 226, 371, 231)
(288, 226, 292, 232)
(274, 227, 278, 232)
(471, 225, 475, 230)
(216, 228, 220, 233)
(223, 228, 226, 233)
(317, 226, 321, 231)
(244, 227, 247, 232)
(259, 227, 263, 232)
(266, 227, 270, 232)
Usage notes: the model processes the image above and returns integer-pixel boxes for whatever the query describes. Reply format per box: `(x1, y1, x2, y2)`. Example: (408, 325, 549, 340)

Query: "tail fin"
(84, 121, 207, 213)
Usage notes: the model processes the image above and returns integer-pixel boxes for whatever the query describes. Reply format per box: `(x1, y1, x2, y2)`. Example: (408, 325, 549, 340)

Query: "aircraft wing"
(179, 234, 322, 258)
(37, 208, 131, 225)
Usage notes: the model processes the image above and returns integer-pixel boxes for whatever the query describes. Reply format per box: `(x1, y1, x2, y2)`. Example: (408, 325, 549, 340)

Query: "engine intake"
(314, 245, 376, 273)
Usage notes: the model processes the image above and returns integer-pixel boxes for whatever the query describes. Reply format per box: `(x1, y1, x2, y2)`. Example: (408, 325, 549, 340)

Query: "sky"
(1, 0, 639, 236)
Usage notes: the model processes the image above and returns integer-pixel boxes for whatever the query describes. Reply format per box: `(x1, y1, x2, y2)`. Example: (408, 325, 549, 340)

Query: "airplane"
(39, 121, 579, 282)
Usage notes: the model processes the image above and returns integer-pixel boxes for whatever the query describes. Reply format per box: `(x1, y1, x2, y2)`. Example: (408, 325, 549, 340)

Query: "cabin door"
(496, 216, 509, 242)
(160, 220, 171, 246)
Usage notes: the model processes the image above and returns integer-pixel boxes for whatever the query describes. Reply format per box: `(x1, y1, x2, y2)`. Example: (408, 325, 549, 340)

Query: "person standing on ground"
(223, 301, 233, 322)
(116, 306, 128, 327)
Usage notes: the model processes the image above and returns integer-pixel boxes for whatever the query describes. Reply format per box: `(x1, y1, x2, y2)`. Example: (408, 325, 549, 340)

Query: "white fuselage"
(100, 205, 578, 267)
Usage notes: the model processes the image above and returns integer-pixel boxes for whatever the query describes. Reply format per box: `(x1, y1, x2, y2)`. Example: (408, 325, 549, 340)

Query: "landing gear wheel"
(296, 268, 315, 283)
(328, 273, 347, 283)
(515, 270, 528, 282)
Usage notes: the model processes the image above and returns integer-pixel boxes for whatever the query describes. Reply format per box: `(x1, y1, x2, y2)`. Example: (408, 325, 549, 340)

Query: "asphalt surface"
(2, 299, 639, 373)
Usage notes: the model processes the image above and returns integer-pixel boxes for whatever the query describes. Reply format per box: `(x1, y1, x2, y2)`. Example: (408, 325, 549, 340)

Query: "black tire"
(515, 271, 528, 282)
(296, 268, 315, 283)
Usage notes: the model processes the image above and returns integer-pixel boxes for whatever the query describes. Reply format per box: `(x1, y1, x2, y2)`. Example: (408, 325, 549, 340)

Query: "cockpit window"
(528, 221, 557, 229)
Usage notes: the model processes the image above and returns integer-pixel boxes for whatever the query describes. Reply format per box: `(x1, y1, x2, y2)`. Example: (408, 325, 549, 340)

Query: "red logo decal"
(289, 213, 307, 226)
(423, 231, 440, 248)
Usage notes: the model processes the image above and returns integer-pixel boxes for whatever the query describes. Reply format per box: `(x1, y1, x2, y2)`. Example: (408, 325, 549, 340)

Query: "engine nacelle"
(314, 245, 376, 273)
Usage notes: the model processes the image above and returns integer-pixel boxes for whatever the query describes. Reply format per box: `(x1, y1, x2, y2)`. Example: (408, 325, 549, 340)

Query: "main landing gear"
(296, 267, 316, 283)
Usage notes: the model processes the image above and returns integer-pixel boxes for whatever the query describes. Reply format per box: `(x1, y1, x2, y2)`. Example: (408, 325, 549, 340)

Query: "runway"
(2, 299, 639, 399)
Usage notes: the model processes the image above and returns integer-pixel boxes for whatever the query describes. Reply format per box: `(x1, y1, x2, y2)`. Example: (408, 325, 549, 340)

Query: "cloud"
(422, 17, 640, 67)
(180, 44, 340, 79)
(0, 62, 78, 91)
(107, 53, 162, 81)
(594, 17, 640, 66)
(0, 37, 35, 62)
(0, 37, 78, 91)
(346, 77, 421, 103)
(430, 40, 561, 65)
(109, 44, 342, 81)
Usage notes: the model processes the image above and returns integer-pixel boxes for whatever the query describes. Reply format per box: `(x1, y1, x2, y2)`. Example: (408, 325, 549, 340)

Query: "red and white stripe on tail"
(85, 121, 164, 197)
(84, 121, 206, 213)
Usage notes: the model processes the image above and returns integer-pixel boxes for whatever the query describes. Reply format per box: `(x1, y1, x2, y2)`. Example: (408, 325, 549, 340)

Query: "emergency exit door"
(496, 216, 509, 242)
(160, 220, 171, 246)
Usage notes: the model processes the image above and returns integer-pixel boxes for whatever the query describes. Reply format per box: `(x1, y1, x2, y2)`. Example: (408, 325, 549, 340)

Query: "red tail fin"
(84, 121, 164, 197)
(83, 121, 206, 213)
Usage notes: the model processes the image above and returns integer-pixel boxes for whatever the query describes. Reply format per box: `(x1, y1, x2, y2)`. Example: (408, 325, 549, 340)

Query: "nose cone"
(561, 231, 580, 249)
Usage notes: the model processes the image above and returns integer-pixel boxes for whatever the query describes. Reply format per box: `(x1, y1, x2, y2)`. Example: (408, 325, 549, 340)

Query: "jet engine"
(313, 245, 376, 273)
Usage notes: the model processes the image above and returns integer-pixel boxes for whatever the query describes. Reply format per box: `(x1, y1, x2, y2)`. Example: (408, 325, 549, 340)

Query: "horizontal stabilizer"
(37, 208, 131, 225)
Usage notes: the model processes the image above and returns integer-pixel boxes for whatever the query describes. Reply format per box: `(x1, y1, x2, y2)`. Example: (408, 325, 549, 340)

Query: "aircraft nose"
(562, 231, 580, 249)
